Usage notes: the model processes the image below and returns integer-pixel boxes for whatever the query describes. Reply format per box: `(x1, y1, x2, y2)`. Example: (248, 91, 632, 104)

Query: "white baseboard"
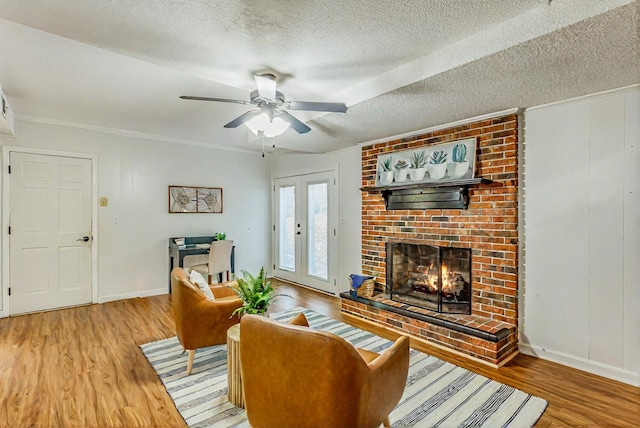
(97, 288, 167, 304)
(519, 343, 640, 387)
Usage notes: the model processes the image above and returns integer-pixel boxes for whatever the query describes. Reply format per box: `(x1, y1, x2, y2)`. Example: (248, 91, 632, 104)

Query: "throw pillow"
(189, 269, 215, 301)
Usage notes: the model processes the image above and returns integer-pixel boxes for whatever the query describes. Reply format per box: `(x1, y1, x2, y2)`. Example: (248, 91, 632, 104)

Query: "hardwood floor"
(0, 280, 638, 427)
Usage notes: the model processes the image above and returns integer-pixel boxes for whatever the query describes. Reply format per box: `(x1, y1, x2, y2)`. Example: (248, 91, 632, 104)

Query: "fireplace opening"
(386, 242, 471, 314)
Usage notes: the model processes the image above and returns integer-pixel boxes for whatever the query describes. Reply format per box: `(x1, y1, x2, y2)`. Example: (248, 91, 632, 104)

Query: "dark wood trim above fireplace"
(360, 177, 492, 192)
(361, 178, 493, 210)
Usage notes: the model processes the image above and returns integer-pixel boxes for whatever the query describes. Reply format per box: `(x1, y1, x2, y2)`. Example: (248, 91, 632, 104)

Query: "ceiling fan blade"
(278, 111, 311, 134)
(287, 101, 348, 113)
(180, 95, 251, 105)
(223, 110, 262, 128)
(254, 74, 277, 101)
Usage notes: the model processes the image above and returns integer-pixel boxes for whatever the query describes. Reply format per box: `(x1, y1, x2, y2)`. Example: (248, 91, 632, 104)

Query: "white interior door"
(274, 171, 337, 294)
(9, 152, 93, 315)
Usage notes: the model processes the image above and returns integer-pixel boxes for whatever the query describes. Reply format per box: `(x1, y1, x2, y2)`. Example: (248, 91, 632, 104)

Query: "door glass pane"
(307, 182, 328, 280)
(278, 185, 296, 271)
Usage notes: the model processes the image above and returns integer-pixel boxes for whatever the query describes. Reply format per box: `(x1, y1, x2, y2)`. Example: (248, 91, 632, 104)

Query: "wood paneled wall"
(521, 86, 640, 386)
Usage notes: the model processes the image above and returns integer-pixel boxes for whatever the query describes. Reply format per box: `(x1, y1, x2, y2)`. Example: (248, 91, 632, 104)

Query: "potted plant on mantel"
(394, 159, 409, 183)
(428, 150, 448, 180)
(448, 142, 470, 178)
(409, 150, 428, 181)
(379, 157, 394, 185)
(230, 267, 288, 317)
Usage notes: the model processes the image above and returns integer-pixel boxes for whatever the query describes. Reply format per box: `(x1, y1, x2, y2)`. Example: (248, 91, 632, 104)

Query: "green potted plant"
(230, 267, 287, 317)
(378, 156, 394, 185)
(428, 150, 448, 180)
(409, 150, 428, 181)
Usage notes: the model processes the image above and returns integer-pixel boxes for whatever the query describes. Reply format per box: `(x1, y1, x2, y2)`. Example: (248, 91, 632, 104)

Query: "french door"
(273, 171, 337, 294)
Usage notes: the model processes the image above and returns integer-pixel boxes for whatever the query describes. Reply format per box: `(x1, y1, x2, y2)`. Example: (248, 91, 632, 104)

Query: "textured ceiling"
(0, 0, 637, 153)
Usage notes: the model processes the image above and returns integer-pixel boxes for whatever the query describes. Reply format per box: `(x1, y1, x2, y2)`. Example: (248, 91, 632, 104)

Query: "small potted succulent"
(378, 156, 394, 185)
(428, 150, 448, 180)
(409, 150, 428, 181)
(394, 159, 409, 183)
(448, 143, 470, 178)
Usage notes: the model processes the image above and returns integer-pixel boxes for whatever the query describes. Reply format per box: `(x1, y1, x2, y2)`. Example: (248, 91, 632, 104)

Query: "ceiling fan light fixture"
(245, 113, 290, 137)
(263, 116, 290, 137)
(181, 72, 346, 137)
(245, 113, 269, 135)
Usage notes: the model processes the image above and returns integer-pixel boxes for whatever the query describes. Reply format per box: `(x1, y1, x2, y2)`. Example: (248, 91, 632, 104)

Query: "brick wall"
(360, 114, 519, 326)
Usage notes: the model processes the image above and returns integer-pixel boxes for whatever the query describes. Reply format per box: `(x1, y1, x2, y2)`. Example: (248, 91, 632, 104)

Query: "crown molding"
(524, 84, 639, 112)
(14, 114, 259, 155)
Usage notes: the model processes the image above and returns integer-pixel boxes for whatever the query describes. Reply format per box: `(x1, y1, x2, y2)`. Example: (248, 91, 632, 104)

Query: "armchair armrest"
(210, 281, 238, 299)
(363, 335, 410, 423)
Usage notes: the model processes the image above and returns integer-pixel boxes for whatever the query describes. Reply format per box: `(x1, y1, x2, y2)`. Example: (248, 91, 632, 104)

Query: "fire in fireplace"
(386, 242, 471, 314)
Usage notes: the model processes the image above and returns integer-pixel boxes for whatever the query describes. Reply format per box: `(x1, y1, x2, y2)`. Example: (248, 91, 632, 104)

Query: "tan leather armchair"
(170, 267, 242, 375)
(240, 313, 410, 428)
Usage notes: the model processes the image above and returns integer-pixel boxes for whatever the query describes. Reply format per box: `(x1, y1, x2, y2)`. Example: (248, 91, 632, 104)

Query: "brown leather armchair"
(170, 267, 242, 374)
(240, 313, 410, 428)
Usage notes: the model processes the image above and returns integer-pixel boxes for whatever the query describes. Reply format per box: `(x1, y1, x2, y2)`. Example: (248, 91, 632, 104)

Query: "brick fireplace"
(341, 113, 519, 366)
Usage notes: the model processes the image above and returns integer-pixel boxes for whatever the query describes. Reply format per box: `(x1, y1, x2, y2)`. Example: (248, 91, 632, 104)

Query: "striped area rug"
(140, 308, 547, 427)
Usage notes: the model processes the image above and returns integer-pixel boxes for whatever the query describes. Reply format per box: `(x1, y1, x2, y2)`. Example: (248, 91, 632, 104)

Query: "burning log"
(442, 274, 468, 301)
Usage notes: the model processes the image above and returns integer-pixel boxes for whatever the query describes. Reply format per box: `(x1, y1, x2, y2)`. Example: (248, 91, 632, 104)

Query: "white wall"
(520, 86, 640, 386)
(272, 147, 362, 294)
(0, 119, 271, 312)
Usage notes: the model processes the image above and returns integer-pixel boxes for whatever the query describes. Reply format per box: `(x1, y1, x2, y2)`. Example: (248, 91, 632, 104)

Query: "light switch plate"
(100, 197, 108, 207)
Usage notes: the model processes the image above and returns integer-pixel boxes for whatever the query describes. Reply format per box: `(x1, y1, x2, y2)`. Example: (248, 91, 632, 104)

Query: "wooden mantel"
(360, 178, 493, 210)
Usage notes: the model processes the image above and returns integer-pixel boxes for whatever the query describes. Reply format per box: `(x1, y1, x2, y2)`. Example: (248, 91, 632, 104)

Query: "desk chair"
(188, 240, 234, 283)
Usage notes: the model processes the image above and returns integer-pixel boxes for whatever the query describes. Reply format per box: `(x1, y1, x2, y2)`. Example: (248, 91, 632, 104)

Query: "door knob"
(77, 236, 90, 242)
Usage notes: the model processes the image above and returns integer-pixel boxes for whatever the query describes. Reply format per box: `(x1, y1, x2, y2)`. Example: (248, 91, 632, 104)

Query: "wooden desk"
(168, 236, 235, 290)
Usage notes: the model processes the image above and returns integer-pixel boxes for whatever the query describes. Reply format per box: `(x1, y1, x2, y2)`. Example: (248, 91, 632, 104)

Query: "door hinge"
(8, 226, 10, 235)
(334, 178, 336, 185)
(334, 228, 336, 236)
(7, 165, 11, 174)
(273, 264, 276, 270)
(273, 184, 275, 191)
(273, 225, 275, 231)
(8, 287, 11, 296)
(334, 278, 337, 286)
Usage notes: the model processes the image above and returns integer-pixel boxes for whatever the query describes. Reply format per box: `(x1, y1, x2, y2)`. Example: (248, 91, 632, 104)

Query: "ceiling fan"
(180, 74, 347, 136)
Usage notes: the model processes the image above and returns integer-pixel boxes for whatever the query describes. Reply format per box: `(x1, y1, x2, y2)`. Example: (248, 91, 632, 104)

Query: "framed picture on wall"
(168, 186, 223, 213)
(375, 138, 477, 187)
(197, 187, 223, 213)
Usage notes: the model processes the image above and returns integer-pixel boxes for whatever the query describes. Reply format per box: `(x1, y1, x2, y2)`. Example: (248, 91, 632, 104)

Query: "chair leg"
(383, 416, 390, 427)
(187, 349, 196, 375)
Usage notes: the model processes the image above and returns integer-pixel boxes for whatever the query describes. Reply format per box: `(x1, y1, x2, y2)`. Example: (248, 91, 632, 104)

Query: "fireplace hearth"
(386, 242, 471, 314)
